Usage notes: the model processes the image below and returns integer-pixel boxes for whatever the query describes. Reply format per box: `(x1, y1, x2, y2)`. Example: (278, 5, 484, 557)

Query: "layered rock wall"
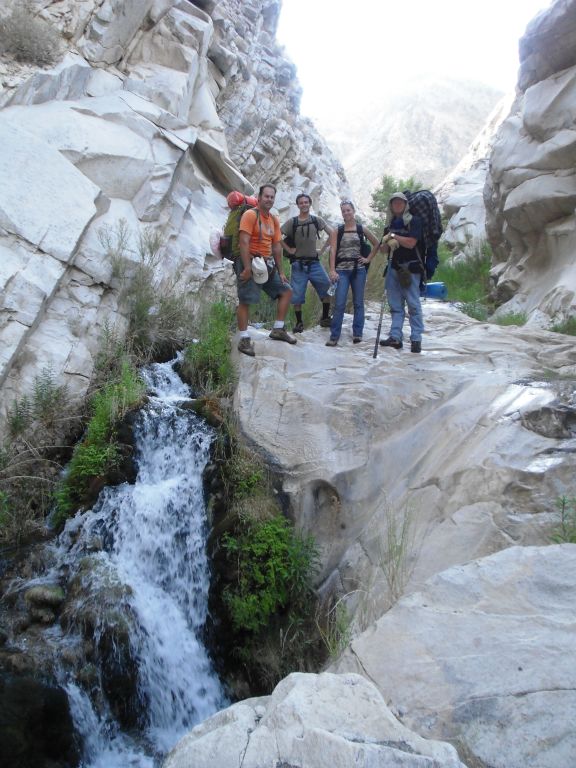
(485, 0, 576, 322)
(0, 0, 346, 416)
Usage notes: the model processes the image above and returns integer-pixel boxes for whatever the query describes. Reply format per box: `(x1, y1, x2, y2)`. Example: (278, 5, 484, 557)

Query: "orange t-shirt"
(239, 208, 281, 257)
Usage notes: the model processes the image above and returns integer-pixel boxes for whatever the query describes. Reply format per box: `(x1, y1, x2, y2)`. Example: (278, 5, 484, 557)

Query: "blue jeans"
(385, 268, 424, 342)
(329, 266, 367, 340)
(290, 260, 330, 304)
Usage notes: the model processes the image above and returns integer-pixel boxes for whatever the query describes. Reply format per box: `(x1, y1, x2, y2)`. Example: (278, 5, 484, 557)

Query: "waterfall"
(57, 358, 227, 766)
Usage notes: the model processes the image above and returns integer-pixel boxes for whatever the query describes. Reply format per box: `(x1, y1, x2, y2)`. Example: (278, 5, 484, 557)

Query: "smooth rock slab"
(334, 545, 576, 768)
(164, 672, 468, 768)
(0, 121, 99, 261)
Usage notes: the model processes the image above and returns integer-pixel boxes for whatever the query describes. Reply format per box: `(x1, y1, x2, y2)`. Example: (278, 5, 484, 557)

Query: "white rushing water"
(60, 359, 227, 767)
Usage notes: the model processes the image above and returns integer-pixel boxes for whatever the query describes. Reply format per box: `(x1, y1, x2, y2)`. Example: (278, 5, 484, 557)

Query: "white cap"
(251, 257, 269, 284)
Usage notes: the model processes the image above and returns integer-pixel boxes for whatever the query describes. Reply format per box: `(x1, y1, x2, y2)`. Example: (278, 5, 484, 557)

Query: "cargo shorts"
(234, 257, 291, 304)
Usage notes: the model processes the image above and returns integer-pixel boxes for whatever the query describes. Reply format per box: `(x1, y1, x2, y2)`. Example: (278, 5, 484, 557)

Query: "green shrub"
(53, 360, 145, 526)
(182, 301, 236, 396)
(7, 367, 68, 440)
(0, 4, 61, 66)
(100, 220, 194, 360)
(222, 515, 318, 634)
(551, 317, 576, 336)
(435, 242, 493, 319)
(551, 495, 576, 543)
(0, 368, 72, 544)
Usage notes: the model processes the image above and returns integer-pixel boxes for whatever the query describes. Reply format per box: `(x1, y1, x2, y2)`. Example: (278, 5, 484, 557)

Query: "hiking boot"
(269, 327, 297, 344)
(353, 336, 362, 344)
(238, 337, 255, 357)
(411, 340, 422, 354)
(293, 321, 304, 333)
(319, 317, 332, 327)
(325, 338, 338, 347)
(379, 337, 403, 349)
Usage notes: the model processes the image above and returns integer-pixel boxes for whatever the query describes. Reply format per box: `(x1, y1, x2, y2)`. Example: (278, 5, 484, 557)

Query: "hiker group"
(220, 183, 442, 357)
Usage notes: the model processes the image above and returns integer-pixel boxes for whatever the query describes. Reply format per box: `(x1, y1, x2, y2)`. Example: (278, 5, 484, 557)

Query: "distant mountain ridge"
(314, 77, 504, 211)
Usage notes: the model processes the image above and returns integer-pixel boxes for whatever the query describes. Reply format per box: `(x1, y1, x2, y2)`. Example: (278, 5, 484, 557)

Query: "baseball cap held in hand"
(251, 257, 269, 284)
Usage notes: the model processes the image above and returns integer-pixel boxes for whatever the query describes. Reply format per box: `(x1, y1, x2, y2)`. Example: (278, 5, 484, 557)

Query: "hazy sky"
(277, 0, 553, 124)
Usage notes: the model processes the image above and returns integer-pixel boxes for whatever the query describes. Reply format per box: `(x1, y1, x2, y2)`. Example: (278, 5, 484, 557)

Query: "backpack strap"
(292, 215, 321, 240)
(312, 215, 320, 239)
(336, 224, 345, 255)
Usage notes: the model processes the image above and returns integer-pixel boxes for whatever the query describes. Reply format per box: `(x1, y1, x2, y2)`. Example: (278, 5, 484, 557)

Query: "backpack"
(284, 215, 321, 248)
(336, 223, 371, 263)
(403, 189, 443, 243)
(220, 193, 258, 260)
(403, 189, 443, 279)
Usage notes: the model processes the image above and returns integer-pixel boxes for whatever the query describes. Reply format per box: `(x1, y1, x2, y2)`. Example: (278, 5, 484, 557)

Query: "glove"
(388, 237, 400, 251)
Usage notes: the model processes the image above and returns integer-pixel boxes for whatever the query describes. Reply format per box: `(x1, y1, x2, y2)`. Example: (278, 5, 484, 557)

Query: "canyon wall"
(442, 0, 576, 325)
(0, 0, 347, 417)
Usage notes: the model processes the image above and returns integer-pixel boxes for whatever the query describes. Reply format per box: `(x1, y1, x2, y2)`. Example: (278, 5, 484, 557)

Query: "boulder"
(0, 674, 80, 768)
(333, 545, 576, 768)
(163, 672, 467, 768)
(518, 0, 576, 90)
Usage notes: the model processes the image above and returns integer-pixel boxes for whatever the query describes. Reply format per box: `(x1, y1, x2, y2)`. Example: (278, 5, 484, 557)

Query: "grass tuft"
(551, 317, 576, 336)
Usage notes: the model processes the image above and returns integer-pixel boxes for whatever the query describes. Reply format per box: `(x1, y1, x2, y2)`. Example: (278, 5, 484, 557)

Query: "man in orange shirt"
(236, 183, 296, 356)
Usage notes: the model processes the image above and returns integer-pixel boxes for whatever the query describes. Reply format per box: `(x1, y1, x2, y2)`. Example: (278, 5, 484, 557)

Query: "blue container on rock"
(425, 281, 447, 299)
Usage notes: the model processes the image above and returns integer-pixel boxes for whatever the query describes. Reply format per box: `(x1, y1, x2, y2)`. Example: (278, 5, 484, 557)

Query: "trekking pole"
(373, 285, 387, 358)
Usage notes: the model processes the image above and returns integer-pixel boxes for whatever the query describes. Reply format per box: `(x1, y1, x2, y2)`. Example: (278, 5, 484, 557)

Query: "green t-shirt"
(281, 215, 328, 259)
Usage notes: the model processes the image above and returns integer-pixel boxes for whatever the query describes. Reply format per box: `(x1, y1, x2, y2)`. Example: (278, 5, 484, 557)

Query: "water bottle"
(327, 280, 337, 297)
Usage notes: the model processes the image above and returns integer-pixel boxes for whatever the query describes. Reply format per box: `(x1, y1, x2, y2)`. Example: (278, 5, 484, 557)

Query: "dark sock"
(321, 301, 330, 319)
(295, 310, 303, 324)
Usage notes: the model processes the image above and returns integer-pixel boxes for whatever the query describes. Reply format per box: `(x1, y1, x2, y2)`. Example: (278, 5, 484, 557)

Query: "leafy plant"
(7, 395, 33, 440)
(222, 514, 318, 634)
(550, 495, 576, 543)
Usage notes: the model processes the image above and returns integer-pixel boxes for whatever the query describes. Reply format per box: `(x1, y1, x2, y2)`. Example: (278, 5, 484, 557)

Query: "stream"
(48, 359, 226, 766)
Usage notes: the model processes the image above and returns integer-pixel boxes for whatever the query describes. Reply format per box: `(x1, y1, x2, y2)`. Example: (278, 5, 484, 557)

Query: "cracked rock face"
(163, 672, 467, 768)
(333, 545, 576, 768)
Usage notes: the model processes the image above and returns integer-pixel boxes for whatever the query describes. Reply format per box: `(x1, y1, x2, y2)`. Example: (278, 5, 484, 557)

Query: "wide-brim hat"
(389, 191, 408, 203)
(251, 256, 269, 284)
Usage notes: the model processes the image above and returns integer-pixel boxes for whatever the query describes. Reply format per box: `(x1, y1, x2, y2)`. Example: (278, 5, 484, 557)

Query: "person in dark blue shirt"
(379, 192, 425, 353)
